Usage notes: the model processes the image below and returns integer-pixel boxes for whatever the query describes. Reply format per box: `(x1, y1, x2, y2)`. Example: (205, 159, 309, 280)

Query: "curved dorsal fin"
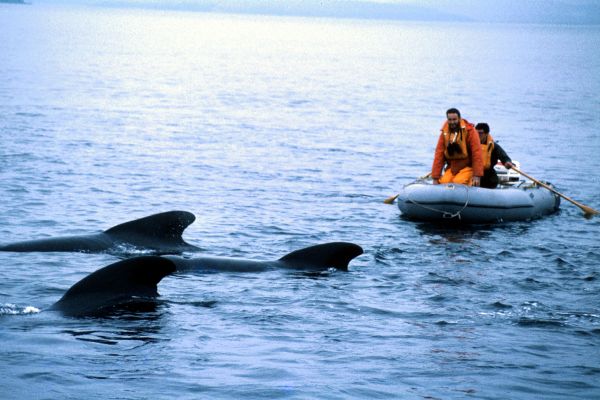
(51, 256, 176, 316)
(278, 242, 363, 271)
(105, 210, 195, 243)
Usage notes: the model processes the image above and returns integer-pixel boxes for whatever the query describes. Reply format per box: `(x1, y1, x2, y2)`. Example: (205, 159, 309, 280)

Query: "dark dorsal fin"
(51, 256, 176, 316)
(104, 211, 195, 243)
(278, 242, 363, 271)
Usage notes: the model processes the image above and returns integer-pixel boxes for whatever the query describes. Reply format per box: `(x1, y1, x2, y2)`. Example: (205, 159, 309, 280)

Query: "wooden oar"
(383, 194, 399, 204)
(511, 167, 599, 217)
(384, 173, 431, 204)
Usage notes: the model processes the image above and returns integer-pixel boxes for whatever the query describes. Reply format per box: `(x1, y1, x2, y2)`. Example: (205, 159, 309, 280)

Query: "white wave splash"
(0, 304, 41, 315)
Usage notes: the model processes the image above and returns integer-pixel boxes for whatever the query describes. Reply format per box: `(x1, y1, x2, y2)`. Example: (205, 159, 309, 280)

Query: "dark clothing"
(481, 142, 512, 189)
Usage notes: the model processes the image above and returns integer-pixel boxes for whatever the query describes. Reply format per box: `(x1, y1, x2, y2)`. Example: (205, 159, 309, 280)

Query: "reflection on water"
(414, 221, 495, 243)
(61, 301, 168, 346)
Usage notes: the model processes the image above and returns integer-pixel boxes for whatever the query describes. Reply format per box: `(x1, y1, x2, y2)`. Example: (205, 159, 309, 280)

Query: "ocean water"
(1, 3, 600, 399)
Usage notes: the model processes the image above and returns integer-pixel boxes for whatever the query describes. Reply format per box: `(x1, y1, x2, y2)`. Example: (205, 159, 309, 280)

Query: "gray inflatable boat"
(396, 179, 560, 224)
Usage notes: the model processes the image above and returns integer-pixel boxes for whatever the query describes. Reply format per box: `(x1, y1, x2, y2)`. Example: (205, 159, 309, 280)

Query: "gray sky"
(35, 0, 600, 24)
(406, 0, 600, 24)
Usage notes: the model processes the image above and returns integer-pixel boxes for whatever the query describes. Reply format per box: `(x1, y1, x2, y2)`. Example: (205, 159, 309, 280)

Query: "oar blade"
(383, 194, 399, 204)
(582, 205, 600, 218)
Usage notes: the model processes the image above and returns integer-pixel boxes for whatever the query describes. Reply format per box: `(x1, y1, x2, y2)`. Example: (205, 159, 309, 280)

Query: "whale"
(163, 242, 363, 273)
(0, 211, 199, 254)
(48, 242, 362, 316)
(50, 256, 176, 317)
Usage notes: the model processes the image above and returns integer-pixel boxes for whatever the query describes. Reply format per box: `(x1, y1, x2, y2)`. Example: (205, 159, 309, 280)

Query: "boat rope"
(407, 184, 471, 220)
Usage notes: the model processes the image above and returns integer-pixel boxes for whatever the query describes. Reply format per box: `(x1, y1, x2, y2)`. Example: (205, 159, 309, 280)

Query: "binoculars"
(446, 142, 462, 156)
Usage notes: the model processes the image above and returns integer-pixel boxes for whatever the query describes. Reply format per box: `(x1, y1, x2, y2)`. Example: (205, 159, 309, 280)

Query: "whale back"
(0, 211, 198, 253)
(51, 256, 176, 316)
(164, 242, 363, 273)
(278, 242, 363, 271)
(0, 234, 112, 252)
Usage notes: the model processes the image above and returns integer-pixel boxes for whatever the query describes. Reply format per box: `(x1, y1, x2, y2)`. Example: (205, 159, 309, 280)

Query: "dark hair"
(475, 123, 490, 133)
(446, 108, 461, 118)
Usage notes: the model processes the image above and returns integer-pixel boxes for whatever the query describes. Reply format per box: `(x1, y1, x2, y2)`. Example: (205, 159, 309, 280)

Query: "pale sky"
(35, 0, 600, 24)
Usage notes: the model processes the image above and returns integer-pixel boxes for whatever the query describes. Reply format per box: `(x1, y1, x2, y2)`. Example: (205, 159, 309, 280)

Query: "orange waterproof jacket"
(431, 118, 484, 179)
(480, 133, 495, 170)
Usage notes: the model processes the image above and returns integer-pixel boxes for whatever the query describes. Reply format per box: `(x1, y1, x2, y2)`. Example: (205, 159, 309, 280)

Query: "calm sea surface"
(1, 3, 599, 399)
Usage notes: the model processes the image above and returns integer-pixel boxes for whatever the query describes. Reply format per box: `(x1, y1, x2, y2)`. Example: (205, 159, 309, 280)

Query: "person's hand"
(504, 162, 514, 169)
(472, 176, 481, 187)
(432, 178, 440, 185)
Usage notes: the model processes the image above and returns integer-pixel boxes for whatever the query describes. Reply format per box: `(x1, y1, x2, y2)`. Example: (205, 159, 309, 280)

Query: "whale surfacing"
(46, 242, 362, 316)
(0, 211, 199, 254)
(50, 256, 176, 317)
(164, 242, 363, 273)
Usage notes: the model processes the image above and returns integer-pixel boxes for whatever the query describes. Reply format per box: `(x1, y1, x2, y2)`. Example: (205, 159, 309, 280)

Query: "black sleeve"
(493, 143, 512, 164)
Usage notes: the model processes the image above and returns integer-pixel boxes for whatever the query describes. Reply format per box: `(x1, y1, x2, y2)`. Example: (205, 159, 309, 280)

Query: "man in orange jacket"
(431, 108, 483, 186)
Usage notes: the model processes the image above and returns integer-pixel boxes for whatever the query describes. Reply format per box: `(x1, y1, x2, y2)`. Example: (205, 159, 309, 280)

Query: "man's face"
(477, 128, 487, 144)
(447, 113, 460, 130)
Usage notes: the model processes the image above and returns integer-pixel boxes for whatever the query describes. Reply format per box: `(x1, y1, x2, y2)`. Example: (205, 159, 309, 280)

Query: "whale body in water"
(0, 211, 199, 254)
(46, 242, 362, 316)
(50, 256, 175, 317)
(164, 242, 363, 273)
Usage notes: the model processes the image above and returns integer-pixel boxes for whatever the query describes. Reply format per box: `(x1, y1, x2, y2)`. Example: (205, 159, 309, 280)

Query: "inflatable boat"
(396, 165, 560, 224)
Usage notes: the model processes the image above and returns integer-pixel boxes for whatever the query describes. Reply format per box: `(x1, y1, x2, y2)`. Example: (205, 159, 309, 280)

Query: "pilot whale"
(0, 211, 199, 254)
(163, 242, 363, 273)
(49, 242, 362, 316)
(50, 256, 175, 317)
